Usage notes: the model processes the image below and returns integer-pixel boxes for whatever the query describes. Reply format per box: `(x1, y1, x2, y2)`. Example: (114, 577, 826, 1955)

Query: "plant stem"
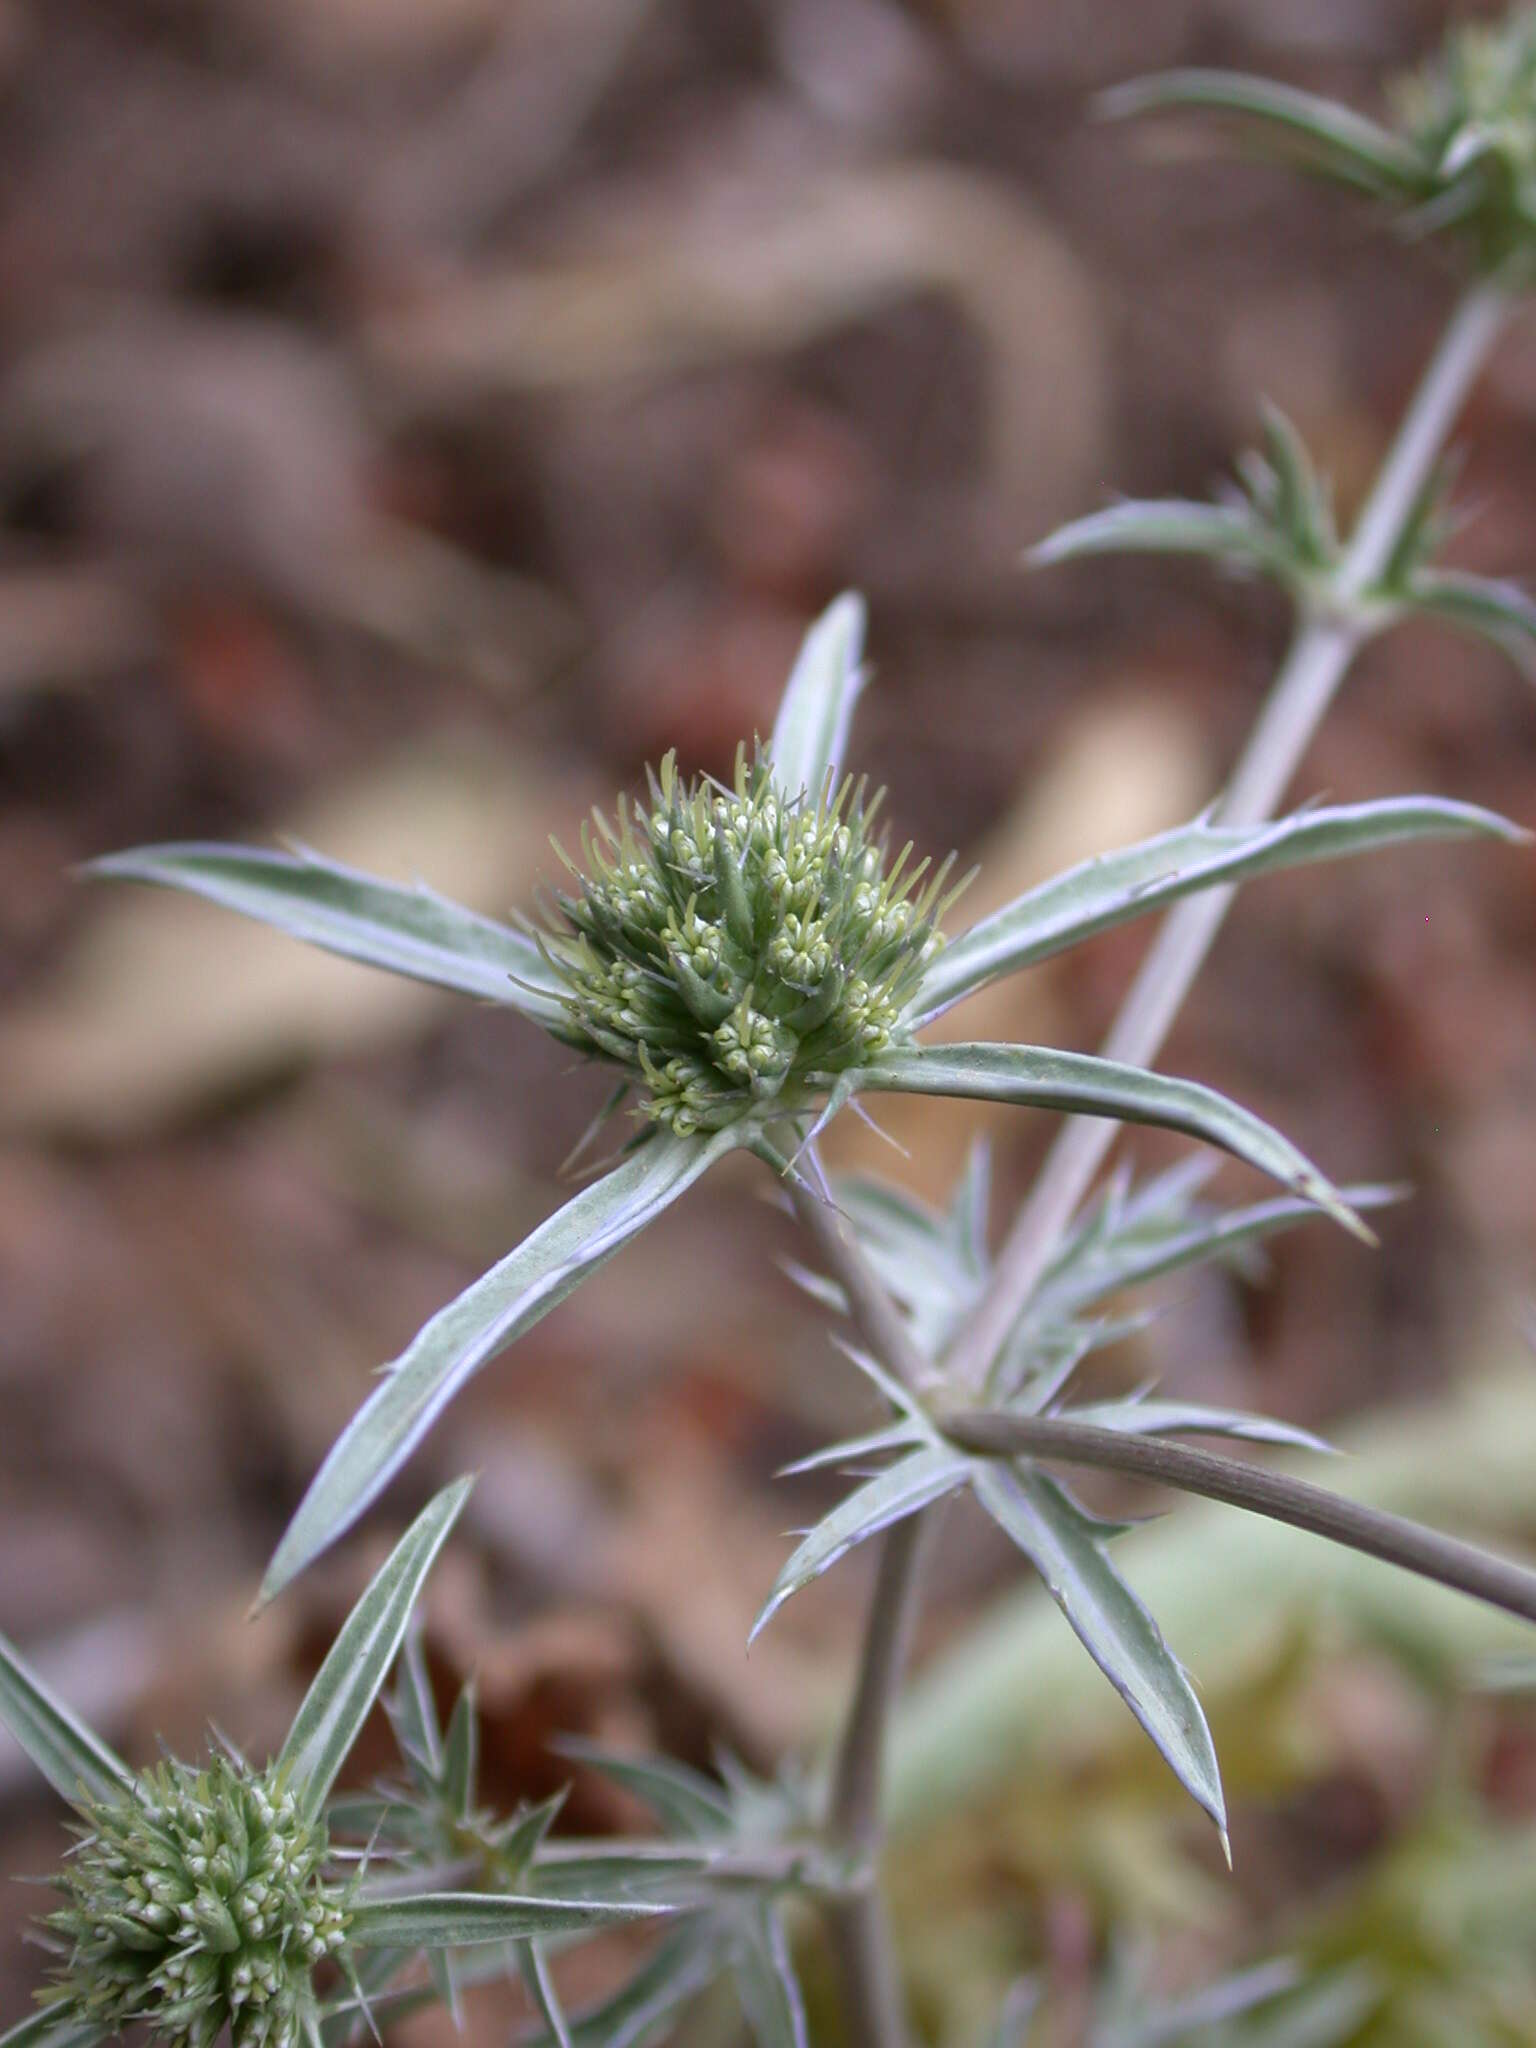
(783, 1159, 931, 2048)
(782, 1162, 937, 1398)
(939, 1410, 1536, 1625)
(791, 275, 1511, 2048)
(943, 277, 1511, 1391)
(824, 1513, 933, 2048)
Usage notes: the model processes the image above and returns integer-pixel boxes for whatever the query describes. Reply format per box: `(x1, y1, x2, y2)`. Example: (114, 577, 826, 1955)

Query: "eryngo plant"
(0, 1483, 666, 2048)
(88, 611, 1516, 1601)
(11, 17, 1536, 2048)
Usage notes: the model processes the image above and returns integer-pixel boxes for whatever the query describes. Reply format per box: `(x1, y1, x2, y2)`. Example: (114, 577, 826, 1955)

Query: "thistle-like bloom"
(542, 746, 959, 1135)
(46, 1758, 348, 2048)
(0, 1484, 662, 2048)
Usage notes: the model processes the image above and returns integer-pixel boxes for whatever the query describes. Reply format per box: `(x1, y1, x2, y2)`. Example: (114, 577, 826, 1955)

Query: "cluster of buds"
(542, 746, 960, 1134)
(1393, 8, 1536, 266)
(43, 1755, 350, 2048)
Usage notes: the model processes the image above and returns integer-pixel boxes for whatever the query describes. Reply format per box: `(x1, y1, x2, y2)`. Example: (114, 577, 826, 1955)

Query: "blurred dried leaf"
(372, 162, 1109, 533)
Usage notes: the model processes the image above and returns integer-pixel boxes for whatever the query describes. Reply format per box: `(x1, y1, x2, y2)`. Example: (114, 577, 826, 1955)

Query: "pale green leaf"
(347, 1892, 667, 1950)
(489, 1790, 568, 1877)
(385, 1624, 444, 1780)
(264, 1125, 740, 1598)
(765, 594, 867, 803)
(280, 1479, 471, 1818)
(1398, 568, 1536, 677)
(1032, 1182, 1403, 1326)
(911, 797, 1523, 1025)
(549, 1738, 732, 1839)
(522, 1927, 720, 2048)
(1099, 71, 1425, 198)
(778, 1422, 921, 1477)
(529, 1841, 716, 1901)
(855, 1043, 1368, 1241)
(442, 1681, 477, 1819)
(1030, 500, 1267, 572)
(731, 1908, 808, 2048)
(752, 1448, 969, 1642)
(0, 2008, 106, 2048)
(1059, 1399, 1330, 1453)
(518, 1944, 574, 2048)
(0, 1630, 135, 1810)
(972, 1464, 1226, 1840)
(86, 844, 571, 1032)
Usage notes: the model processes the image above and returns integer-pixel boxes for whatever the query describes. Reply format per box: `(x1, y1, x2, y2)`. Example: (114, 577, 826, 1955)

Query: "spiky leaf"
(264, 1126, 739, 1598)
(347, 1894, 666, 1950)
(909, 798, 1522, 1025)
(765, 594, 867, 804)
(855, 1043, 1368, 1241)
(86, 845, 570, 1031)
(280, 1480, 470, 1817)
(1099, 71, 1425, 199)
(0, 1631, 134, 1810)
(972, 1464, 1226, 1841)
(752, 1448, 968, 1642)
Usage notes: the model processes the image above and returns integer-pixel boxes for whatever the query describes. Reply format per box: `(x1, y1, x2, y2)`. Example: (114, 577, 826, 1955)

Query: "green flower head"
(1392, 6, 1536, 264)
(45, 1755, 348, 2048)
(541, 744, 962, 1135)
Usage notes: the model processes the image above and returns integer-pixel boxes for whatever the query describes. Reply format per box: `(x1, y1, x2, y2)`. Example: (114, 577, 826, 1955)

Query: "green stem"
(781, 1153, 930, 2048)
(942, 277, 1511, 1392)
(939, 1409, 1536, 1626)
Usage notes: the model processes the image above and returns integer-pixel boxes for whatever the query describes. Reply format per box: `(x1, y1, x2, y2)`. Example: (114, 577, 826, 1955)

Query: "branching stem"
(940, 1410, 1536, 1626)
(943, 278, 1512, 1391)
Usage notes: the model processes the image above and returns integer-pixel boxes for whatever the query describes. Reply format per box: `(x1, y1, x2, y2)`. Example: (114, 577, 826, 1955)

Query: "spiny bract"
(541, 746, 961, 1135)
(43, 1754, 350, 2048)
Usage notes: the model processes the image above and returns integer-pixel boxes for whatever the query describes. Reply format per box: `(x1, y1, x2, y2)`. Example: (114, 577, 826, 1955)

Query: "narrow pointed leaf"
(752, 1448, 968, 1642)
(548, 1738, 732, 1839)
(529, 1842, 716, 1900)
(1030, 500, 1267, 572)
(280, 1479, 471, 1818)
(778, 1422, 921, 1477)
(1058, 1400, 1331, 1453)
(265, 1126, 738, 1598)
(442, 1682, 478, 1819)
(490, 1790, 568, 1875)
(521, 1927, 721, 2048)
(86, 844, 571, 1031)
(731, 1908, 809, 2048)
(386, 1624, 444, 1780)
(972, 1463, 1226, 1837)
(0, 1630, 135, 1810)
(1398, 568, 1536, 677)
(0, 2010, 106, 2048)
(856, 1043, 1368, 1240)
(1099, 71, 1425, 198)
(765, 594, 867, 803)
(910, 797, 1523, 1025)
(348, 1893, 667, 1950)
(519, 1943, 574, 2048)
(1033, 1182, 1403, 1325)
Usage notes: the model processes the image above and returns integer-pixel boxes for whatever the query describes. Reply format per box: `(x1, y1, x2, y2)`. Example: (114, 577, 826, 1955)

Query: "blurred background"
(4, 0, 1536, 2041)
